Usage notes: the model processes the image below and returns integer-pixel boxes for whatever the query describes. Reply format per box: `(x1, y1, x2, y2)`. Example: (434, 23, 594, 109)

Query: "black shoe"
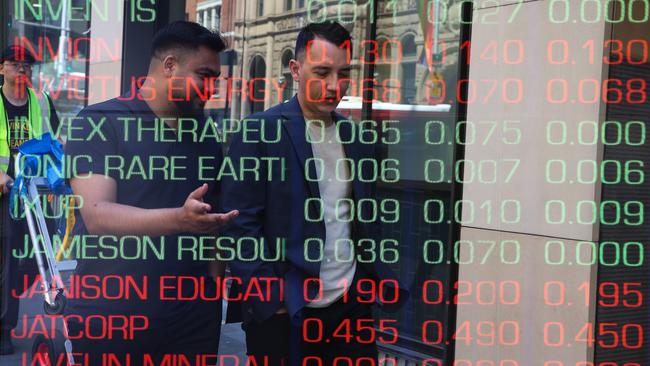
(0, 331, 14, 355)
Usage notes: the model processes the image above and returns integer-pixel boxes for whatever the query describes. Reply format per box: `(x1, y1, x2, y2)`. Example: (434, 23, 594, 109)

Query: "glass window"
(225, 1, 468, 362)
(249, 55, 266, 114)
(0, 1, 470, 364)
(3, 0, 92, 130)
(281, 49, 294, 102)
(595, 14, 650, 366)
(368, 0, 464, 360)
(257, 0, 264, 17)
(400, 34, 417, 104)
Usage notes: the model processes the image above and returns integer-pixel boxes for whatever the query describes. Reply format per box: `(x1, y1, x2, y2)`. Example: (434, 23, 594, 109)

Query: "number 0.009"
(306, 158, 400, 183)
(304, 198, 399, 223)
(545, 200, 643, 226)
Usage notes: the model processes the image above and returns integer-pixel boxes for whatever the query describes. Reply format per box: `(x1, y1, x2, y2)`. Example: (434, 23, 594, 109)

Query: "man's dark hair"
(295, 21, 351, 60)
(151, 21, 226, 58)
(1, 45, 36, 64)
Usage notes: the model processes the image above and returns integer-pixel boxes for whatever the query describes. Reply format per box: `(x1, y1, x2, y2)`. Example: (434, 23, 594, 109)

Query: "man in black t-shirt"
(64, 22, 237, 364)
(0, 45, 60, 355)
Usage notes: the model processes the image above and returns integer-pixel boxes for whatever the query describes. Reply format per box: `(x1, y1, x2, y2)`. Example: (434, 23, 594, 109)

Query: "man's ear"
(162, 55, 177, 78)
(289, 59, 301, 83)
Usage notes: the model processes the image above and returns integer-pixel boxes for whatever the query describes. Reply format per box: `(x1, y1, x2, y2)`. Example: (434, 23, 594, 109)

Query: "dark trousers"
(67, 299, 222, 365)
(243, 266, 378, 366)
(1, 196, 37, 333)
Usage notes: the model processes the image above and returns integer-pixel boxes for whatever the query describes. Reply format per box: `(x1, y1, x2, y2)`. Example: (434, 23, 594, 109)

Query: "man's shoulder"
(240, 101, 294, 131)
(245, 101, 289, 121)
(68, 98, 137, 142)
(78, 97, 138, 116)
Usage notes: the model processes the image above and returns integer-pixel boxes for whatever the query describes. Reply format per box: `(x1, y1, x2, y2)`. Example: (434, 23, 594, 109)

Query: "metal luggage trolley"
(9, 134, 78, 366)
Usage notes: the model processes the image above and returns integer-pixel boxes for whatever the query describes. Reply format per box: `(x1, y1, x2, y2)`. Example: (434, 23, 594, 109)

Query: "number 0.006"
(545, 159, 644, 185)
(306, 158, 400, 183)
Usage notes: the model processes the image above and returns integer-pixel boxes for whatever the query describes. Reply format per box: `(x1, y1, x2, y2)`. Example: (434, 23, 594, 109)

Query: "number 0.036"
(303, 238, 399, 264)
(305, 158, 400, 183)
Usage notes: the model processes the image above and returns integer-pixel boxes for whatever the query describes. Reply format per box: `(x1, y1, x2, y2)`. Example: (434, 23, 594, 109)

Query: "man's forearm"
(83, 201, 182, 236)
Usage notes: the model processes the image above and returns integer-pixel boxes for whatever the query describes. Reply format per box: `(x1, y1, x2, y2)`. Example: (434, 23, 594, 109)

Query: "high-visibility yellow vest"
(0, 86, 51, 173)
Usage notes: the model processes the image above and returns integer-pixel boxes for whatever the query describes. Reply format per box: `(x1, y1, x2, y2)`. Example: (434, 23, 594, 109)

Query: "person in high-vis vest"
(0, 45, 59, 355)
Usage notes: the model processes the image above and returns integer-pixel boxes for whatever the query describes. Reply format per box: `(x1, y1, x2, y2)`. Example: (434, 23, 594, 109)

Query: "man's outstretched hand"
(177, 183, 239, 234)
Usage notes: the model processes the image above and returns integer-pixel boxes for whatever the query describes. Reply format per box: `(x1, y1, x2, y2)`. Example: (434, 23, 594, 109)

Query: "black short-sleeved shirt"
(64, 93, 223, 319)
(1, 88, 60, 178)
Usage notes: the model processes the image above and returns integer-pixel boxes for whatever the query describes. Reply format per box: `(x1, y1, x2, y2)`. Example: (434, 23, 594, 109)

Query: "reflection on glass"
(367, 0, 464, 360)
(1, 0, 467, 363)
(5, 0, 92, 129)
(220, 0, 467, 362)
(221, 0, 466, 362)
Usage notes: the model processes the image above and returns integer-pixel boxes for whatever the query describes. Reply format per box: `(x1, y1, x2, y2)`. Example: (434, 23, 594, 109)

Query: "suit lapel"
(281, 96, 370, 202)
(336, 116, 367, 201)
(281, 97, 321, 199)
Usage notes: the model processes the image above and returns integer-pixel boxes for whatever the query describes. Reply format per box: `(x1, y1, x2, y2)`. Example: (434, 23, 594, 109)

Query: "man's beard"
(174, 98, 205, 119)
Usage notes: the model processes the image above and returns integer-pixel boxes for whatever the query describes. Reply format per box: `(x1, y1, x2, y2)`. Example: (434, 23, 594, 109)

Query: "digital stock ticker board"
(0, 1, 648, 366)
